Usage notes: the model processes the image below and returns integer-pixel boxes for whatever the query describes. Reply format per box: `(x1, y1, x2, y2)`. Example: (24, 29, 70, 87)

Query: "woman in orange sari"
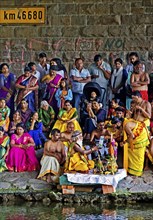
(15, 66, 38, 112)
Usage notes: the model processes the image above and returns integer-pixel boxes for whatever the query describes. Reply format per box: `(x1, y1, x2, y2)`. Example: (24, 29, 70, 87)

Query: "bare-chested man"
(90, 121, 111, 143)
(37, 129, 66, 183)
(130, 60, 150, 101)
(60, 122, 75, 146)
(124, 91, 151, 176)
(125, 91, 151, 142)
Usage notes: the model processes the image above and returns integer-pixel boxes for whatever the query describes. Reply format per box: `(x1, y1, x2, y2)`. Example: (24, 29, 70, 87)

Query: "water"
(0, 202, 153, 220)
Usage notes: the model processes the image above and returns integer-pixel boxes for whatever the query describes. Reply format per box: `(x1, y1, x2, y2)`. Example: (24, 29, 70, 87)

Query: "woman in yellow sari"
(53, 100, 81, 133)
(64, 130, 98, 173)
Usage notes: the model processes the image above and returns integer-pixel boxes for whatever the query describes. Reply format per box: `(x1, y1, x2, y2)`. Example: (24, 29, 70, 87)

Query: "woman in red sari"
(6, 122, 39, 172)
(15, 66, 38, 112)
(42, 65, 62, 114)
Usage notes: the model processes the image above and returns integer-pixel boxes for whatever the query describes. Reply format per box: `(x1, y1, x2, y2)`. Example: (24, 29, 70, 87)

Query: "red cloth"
(139, 90, 148, 101)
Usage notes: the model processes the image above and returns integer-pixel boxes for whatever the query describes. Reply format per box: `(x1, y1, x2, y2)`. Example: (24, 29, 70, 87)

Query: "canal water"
(0, 202, 153, 220)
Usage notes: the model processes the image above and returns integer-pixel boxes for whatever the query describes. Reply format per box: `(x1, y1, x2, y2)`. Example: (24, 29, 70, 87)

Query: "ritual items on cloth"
(92, 134, 118, 175)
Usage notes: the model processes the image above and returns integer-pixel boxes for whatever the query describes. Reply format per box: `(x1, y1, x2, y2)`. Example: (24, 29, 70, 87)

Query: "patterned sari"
(44, 73, 62, 113)
(15, 74, 38, 111)
(0, 135, 9, 172)
(6, 133, 39, 172)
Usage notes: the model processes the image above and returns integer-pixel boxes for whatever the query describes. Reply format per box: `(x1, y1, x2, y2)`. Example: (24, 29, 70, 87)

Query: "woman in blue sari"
(0, 63, 16, 114)
(15, 66, 38, 112)
(27, 112, 47, 150)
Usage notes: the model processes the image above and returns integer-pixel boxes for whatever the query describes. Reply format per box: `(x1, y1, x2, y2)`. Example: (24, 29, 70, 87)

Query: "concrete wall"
(0, 0, 153, 75)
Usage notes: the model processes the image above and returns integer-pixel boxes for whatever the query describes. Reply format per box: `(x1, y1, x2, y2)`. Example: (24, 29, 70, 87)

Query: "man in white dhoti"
(37, 129, 66, 183)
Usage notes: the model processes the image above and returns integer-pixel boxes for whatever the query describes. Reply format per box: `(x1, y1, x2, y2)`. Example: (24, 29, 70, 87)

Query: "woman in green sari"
(38, 100, 55, 135)
(0, 126, 10, 172)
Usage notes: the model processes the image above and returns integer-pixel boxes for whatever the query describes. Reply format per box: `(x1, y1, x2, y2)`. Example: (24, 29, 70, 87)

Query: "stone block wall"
(0, 0, 153, 75)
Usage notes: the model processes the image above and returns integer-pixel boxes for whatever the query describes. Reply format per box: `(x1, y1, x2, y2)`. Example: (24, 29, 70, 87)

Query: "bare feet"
(46, 174, 53, 183)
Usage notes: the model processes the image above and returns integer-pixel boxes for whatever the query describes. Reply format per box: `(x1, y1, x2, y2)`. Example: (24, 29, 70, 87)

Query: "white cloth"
(65, 169, 127, 188)
(38, 156, 60, 178)
(109, 66, 124, 100)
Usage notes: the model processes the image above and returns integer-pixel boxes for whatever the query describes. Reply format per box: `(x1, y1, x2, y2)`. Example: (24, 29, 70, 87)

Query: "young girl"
(55, 78, 73, 109)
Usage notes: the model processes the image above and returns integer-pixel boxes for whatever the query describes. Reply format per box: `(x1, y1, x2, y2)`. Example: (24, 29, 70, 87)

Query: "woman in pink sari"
(42, 65, 62, 114)
(6, 122, 39, 172)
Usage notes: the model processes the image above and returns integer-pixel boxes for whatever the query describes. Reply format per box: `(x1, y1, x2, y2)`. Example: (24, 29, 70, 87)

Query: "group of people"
(0, 51, 153, 183)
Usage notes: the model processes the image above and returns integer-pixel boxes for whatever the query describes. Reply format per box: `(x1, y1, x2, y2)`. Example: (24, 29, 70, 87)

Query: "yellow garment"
(68, 152, 94, 172)
(123, 118, 150, 176)
(64, 142, 94, 172)
(53, 108, 81, 133)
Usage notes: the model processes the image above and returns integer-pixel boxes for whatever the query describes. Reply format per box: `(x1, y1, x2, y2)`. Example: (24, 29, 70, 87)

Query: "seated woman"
(107, 98, 119, 119)
(84, 99, 106, 139)
(64, 130, 98, 173)
(38, 100, 55, 135)
(80, 90, 102, 128)
(53, 100, 81, 133)
(27, 112, 47, 150)
(6, 123, 39, 172)
(9, 110, 22, 135)
(18, 99, 32, 125)
(55, 78, 73, 109)
(0, 126, 10, 172)
(0, 98, 10, 132)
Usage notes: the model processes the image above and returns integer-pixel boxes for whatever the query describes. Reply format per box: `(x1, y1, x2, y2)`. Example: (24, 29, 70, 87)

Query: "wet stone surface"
(0, 169, 153, 203)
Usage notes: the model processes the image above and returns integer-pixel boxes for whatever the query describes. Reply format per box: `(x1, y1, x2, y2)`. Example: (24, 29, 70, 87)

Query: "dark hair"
(60, 78, 68, 90)
(39, 52, 47, 58)
(132, 90, 142, 97)
(13, 110, 21, 116)
(24, 66, 31, 72)
(21, 98, 28, 103)
(133, 60, 141, 67)
(115, 107, 125, 112)
(50, 58, 67, 72)
(16, 122, 25, 130)
(51, 128, 60, 136)
(114, 58, 123, 65)
(129, 52, 139, 58)
(111, 117, 122, 124)
(0, 126, 4, 132)
(51, 58, 62, 65)
(75, 58, 83, 65)
(94, 54, 102, 62)
(64, 100, 72, 105)
(91, 98, 100, 103)
(0, 98, 6, 102)
(49, 65, 59, 72)
(28, 62, 36, 69)
(0, 63, 9, 72)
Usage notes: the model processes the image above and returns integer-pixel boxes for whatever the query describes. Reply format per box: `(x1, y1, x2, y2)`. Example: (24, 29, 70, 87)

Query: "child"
(55, 78, 73, 109)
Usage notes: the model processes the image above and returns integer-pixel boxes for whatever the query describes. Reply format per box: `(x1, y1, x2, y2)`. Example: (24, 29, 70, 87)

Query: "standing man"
(70, 58, 91, 109)
(88, 54, 112, 109)
(125, 52, 145, 109)
(36, 52, 50, 104)
(130, 60, 150, 101)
